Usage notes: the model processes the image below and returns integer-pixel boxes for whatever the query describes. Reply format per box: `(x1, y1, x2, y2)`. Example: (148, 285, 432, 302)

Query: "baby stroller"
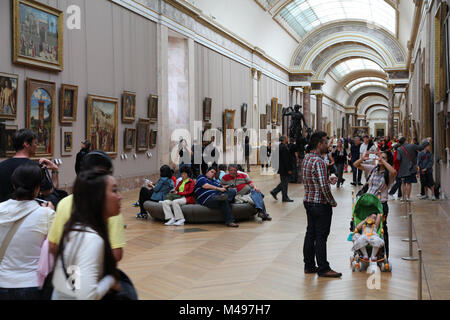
(349, 193, 392, 272)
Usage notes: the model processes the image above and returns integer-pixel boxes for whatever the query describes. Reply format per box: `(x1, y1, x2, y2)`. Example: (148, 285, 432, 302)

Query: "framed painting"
(61, 128, 72, 156)
(0, 73, 18, 120)
(59, 84, 77, 124)
(136, 118, 150, 152)
(149, 129, 157, 149)
(13, 0, 64, 72)
(122, 91, 136, 123)
(276, 104, 283, 126)
(271, 98, 278, 124)
(260, 114, 267, 129)
(148, 95, 158, 122)
(351, 126, 370, 138)
(203, 97, 212, 121)
(0, 124, 18, 157)
(124, 128, 136, 151)
(241, 103, 248, 127)
(26, 78, 55, 158)
(223, 109, 235, 151)
(266, 104, 271, 125)
(87, 95, 118, 158)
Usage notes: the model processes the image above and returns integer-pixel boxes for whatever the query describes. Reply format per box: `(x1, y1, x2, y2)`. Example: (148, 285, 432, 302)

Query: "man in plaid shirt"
(302, 131, 342, 278)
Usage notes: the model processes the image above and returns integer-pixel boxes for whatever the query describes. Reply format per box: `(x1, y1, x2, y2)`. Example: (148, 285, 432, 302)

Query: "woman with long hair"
(51, 170, 121, 300)
(0, 164, 55, 300)
(353, 150, 396, 258)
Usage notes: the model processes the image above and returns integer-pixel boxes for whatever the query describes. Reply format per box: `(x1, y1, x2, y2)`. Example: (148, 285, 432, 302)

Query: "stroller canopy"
(352, 193, 383, 221)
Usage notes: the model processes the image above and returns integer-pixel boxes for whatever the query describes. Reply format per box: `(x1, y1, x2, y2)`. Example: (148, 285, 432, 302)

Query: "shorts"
(401, 173, 417, 184)
(420, 170, 434, 188)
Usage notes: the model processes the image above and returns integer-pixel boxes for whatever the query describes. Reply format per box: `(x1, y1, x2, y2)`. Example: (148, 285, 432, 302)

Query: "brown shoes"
(226, 222, 239, 228)
(318, 269, 342, 278)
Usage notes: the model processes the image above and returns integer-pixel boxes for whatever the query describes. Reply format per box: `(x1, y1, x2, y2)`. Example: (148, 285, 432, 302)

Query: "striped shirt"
(194, 175, 221, 205)
(302, 151, 337, 206)
(221, 173, 252, 195)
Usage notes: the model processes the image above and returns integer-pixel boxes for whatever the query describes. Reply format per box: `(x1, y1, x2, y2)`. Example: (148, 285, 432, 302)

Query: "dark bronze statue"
(283, 104, 309, 142)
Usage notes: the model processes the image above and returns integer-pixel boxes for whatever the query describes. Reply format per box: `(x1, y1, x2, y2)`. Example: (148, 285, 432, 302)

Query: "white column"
(188, 38, 196, 139)
(157, 24, 169, 167)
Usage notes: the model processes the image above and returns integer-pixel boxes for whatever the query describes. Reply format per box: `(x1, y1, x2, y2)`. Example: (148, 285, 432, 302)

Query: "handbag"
(37, 239, 55, 289)
(166, 193, 183, 201)
(102, 269, 138, 300)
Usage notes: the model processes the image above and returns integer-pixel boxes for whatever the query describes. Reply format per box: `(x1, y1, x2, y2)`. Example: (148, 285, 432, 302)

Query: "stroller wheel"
(351, 261, 356, 272)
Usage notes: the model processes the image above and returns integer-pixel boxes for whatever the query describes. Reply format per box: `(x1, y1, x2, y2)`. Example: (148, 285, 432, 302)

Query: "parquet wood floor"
(118, 168, 449, 300)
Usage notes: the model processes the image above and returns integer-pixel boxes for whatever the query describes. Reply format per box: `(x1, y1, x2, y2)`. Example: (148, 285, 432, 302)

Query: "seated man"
(194, 167, 239, 228)
(221, 164, 272, 221)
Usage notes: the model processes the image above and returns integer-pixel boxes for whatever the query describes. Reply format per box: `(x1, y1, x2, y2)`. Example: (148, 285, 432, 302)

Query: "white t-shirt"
(0, 200, 55, 288)
(52, 226, 115, 300)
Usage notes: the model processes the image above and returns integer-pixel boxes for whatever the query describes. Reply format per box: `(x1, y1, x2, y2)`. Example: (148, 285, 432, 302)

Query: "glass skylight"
(329, 58, 385, 80)
(348, 82, 387, 93)
(278, 0, 396, 37)
(345, 77, 387, 89)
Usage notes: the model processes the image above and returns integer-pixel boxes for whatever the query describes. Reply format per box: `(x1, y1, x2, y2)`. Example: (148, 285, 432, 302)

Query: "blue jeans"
(249, 190, 268, 217)
(0, 287, 40, 300)
(204, 189, 237, 224)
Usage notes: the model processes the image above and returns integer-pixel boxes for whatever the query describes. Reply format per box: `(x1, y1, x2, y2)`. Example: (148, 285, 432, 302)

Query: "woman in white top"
(0, 163, 55, 300)
(51, 169, 121, 300)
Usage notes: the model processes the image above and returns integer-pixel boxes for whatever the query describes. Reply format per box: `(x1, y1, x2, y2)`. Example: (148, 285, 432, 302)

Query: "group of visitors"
(0, 129, 127, 300)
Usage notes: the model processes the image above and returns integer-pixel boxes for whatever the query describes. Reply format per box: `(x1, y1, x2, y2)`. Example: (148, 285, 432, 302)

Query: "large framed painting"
(61, 127, 72, 157)
(271, 98, 278, 124)
(13, 0, 64, 72)
(59, 84, 77, 124)
(276, 104, 283, 126)
(266, 104, 271, 125)
(203, 97, 212, 121)
(122, 91, 136, 123)
(136, 118, 150, 152)
(149, 129, 157, 149)
(351, 126, 370, 138)
(26, 78, 55, 158)
(241, 103, 248, 127)
(260, 114, 267, 129)
(87, 95, 118, 158)
(124, 128, 136, 151)
(148, 95, 158, 122)
(445, 13, 450, 93)
(0, 73, 19, 120)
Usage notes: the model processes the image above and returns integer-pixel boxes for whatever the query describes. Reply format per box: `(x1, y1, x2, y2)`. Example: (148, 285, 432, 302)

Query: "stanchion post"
(402, 201, 417, 242)
(418, 249, 423, 300)
(402, 212, 418, 261)
(401, 178, 408, 219)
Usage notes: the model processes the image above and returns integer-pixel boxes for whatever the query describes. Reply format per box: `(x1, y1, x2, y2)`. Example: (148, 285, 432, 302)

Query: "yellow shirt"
(47, 195, 126, 249)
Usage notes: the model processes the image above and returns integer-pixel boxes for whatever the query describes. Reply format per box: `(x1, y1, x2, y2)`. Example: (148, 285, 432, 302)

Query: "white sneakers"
(164, 218, 185, 226)
(418, 195, 428, 200)
(431, 195, 437, 201)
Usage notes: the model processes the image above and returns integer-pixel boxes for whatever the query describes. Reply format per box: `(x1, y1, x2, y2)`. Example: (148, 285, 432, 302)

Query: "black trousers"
(139, 187, 155, 214)
(272, 175, 290, 200)
(303, 202, 332, 275)
(382, 202, 389, 259)
(335, 163, 345, 186)
(351, 163, 362, 183)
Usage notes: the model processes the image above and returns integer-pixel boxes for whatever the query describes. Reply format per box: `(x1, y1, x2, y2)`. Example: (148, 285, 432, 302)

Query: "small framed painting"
(266, 104, 271, 125)
(1, 125, 19, 157)
(149, 129, 157, 149)
(136, 118, 150, 152)
(122, 91, 136, 123)
(271, 98, 278, 124)
(124, 128, 136, 151)
(61, 128, 72, 156)
(148, 95, 158, 122)
(260, 114, 267, 129)
(0, 72, 19, 120)
(59, 84, 78, 124)
(241, 103, 248, 127)
(203, 97, 212, 121)
(277, 104, 283, 126)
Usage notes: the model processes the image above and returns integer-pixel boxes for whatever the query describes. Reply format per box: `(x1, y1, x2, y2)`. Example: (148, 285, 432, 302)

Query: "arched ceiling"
(345, 77, 387, 92)
(358, 96, 389, 115)
(349, 86, 388, 106)
(366, 105, 388, 118)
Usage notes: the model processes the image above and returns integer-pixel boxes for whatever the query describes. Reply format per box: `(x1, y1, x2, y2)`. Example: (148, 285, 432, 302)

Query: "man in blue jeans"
(221, 164, 272, 221)
(194, 167, 239, 227)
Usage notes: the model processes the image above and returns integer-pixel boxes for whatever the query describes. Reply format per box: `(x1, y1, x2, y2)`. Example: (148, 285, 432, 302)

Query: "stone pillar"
(316, 93, 323, 131)
(302, 86, 311, 129)
(188, 38, 195, 138)
(289, 87, 294, 107)
(388, 84, 395, 139)
(157, 24, 169, 167)
(405, 88, 410, 139)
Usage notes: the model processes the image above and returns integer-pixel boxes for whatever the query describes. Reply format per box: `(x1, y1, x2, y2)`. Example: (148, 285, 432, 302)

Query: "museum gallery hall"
(0, 0, 450, 301)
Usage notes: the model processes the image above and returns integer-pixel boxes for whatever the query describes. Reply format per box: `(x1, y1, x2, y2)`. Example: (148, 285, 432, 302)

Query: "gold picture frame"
(0, 72, 19, 120)
(260, 114, 267, 129)
(136, 118, 150, 152)
(223, 109, 236, 151)
(149, 95, 158, 122)
(276, 104, 283, 126)
(59, 84, 78, 124)
(2, 125, 19, 157)
(122, 91, 136, 123)
(61, 128, 72, 156)
(87, 95, 118, 158)
(271, 98, 278, 124)
(149, 129, 157, 149)
(26, 78, 56, 158)
(266, 104, 271, 125)
(13, 0, 64, 72)
(203, 97, 212, 121)
(124, 128, 136, 151)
